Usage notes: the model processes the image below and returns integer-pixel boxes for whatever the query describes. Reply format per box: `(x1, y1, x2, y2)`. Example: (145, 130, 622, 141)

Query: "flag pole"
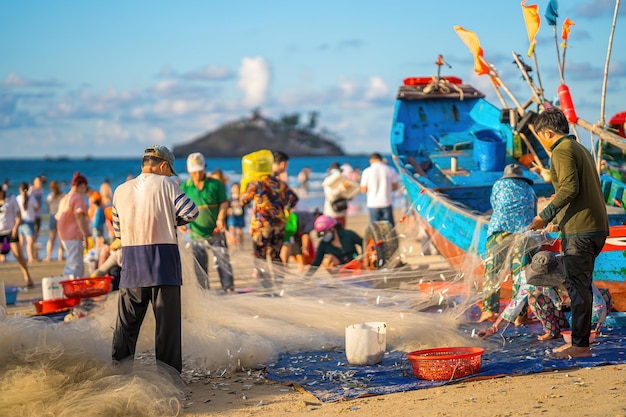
(530, 51, 544, 101)
(596, 0, 621, 173)
(599, 0, 620, 127)
(553, 26, 564, 83)
(488, 77, 509, 109)
(512, 52, 543, 105)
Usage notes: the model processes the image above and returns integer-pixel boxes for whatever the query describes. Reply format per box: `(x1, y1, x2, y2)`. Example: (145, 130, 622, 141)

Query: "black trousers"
(112, 286, 182, 373)
(561, 235, 606, 347)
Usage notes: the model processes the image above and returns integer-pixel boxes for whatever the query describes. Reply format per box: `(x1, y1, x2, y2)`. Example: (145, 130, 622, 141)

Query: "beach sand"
(2, 211, 625, 417)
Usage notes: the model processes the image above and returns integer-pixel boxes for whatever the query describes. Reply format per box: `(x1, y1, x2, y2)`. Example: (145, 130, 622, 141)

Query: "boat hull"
(392, 77, 626, 310)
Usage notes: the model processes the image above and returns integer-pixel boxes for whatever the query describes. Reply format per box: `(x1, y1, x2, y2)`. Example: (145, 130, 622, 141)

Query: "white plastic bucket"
(42, 276, 67, 300)
(345, 322, 386, 365)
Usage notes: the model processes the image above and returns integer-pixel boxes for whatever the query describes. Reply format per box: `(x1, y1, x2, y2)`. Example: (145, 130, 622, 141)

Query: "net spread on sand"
(0, 202, 557, 415)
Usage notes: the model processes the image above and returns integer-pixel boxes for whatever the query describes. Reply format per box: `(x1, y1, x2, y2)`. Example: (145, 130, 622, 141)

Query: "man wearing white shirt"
(360, 153, 399, 226)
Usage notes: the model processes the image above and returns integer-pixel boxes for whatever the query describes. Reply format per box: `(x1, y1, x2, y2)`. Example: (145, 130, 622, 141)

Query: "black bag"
(331, 197, 348, 212)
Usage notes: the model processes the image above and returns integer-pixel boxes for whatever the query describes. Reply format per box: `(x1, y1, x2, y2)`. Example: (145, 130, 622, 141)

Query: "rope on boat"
(422, 78, 464, 100)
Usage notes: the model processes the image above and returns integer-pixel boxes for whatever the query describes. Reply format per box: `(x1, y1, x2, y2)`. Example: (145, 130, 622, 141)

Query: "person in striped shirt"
(111, 145, 198, 374)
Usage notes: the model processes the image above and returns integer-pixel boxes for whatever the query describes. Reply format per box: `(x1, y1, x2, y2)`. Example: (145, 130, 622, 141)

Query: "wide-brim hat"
(525, 251, 565, 287)
(501, 163, 533, 185)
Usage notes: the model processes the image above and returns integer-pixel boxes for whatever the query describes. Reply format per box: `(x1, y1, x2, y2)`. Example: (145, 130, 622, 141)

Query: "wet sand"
(2, 212, 625, 417)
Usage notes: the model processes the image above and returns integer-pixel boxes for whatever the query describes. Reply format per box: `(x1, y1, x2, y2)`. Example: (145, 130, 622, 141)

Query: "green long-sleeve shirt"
(539, 135, 608, 238)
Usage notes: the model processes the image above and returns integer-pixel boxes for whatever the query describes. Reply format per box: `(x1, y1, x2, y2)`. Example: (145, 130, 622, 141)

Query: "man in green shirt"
(529, 108, 609, 359)
(181, 152, 234, 292)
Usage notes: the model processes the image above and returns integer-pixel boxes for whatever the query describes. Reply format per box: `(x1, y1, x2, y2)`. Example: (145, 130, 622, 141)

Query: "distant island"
(172, 109, 346, 157)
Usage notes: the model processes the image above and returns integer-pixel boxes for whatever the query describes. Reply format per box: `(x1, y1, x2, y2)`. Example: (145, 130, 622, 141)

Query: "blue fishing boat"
(602, 111, 626, 183)
(390, 75, 626, 311)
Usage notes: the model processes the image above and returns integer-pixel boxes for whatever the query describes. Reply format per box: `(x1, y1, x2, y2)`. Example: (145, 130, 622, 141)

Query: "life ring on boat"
(403, 76, 463, 86)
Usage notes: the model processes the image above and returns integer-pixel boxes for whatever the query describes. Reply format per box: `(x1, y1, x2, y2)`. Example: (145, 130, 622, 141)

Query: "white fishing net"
(1, 200, 549, 415)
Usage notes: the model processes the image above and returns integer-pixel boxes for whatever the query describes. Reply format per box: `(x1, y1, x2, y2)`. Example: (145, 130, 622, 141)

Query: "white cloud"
(151, 99, 209, 117)
(338, 79, 357, 98)
(154, 79, 179, 93)
(3, 72, 29, 87)
(149, 127, 165, 141)
(365, 76, 389, 100)
(184, 65, 231, 81)
(95, 119, 132, 144)
(237, 57, 271, 108)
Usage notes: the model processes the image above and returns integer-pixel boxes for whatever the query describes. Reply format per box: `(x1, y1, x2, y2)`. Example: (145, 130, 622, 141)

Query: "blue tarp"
(266, 322, 626, 402)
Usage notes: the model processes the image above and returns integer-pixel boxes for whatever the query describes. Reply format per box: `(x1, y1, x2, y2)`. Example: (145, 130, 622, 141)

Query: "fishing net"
(0, 198, 550, 415)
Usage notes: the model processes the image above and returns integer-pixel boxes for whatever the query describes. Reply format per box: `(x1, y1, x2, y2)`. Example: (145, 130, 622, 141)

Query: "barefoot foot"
(550, 345, 591, 359)
(552, 343, 572, 353)
(538, 332, 559, 341)
(478, 311, 498, 322)
(514, 315, 534, 326)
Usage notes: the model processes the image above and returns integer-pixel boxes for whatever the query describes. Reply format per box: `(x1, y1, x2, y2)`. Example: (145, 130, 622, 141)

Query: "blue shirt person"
(480, 164, 537, 322)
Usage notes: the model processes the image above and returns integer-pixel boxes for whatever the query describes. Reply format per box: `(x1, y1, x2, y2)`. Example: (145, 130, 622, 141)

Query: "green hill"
(172, 113, 345, 157)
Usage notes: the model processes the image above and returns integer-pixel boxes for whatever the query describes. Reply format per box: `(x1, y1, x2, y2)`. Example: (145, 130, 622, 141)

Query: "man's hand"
(528, 215, 546, 231)
(544, 222, 559, 233)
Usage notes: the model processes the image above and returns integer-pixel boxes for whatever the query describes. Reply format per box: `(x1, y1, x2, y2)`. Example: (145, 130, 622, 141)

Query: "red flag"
(521, 1, 541, 56)
(561, 17, 575, 47)
(453, 26, 490, 76)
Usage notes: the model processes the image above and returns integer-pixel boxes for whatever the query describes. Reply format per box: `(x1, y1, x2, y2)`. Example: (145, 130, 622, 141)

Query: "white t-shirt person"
(360, 153, 399, 226)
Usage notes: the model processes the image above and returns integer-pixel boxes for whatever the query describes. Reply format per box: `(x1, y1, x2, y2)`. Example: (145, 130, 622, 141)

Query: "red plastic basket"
(60, 276, 113, 299)
(33, 298, 80, 314)
(406, 347, 484, 381)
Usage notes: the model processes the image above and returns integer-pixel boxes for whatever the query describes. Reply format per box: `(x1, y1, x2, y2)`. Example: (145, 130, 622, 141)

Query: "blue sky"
(1, 0, 624, 158)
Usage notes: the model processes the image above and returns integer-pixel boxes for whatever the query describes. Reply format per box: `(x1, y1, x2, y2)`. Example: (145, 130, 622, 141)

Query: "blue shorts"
(93, 225, 105, 238)
(49, 215, 58, 230)
(227, 215, 245, 228)
(18, 221, 35, 238)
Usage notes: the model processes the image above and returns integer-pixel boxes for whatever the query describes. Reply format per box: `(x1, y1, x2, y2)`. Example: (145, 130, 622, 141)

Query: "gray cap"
(143, 145, 177, 176)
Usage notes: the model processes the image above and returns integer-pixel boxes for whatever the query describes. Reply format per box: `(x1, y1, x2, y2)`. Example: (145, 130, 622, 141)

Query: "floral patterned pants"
(482, 232, 531, 315)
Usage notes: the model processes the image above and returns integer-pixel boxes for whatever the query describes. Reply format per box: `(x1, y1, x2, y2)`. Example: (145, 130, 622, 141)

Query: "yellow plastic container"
(241, 149, 273, 192)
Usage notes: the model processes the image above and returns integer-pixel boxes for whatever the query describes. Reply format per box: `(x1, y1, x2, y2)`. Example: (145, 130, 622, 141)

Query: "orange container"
(60, 276, 113, 299)
(406, 347, 484, 380)
(33, 298, 80, 314)
(417, 281, 468, 295)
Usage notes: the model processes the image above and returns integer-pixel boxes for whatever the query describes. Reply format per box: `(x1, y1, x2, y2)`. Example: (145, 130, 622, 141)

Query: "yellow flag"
(453, 25, 490, 75)
(521, 1, 540, 56)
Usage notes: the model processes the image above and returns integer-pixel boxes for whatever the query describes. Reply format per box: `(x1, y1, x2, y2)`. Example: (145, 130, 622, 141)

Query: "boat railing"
(453, 141, 473, 151)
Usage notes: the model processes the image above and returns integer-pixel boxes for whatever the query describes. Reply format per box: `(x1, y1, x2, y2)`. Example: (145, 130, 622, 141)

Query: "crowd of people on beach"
(1, 150, 397, 291)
